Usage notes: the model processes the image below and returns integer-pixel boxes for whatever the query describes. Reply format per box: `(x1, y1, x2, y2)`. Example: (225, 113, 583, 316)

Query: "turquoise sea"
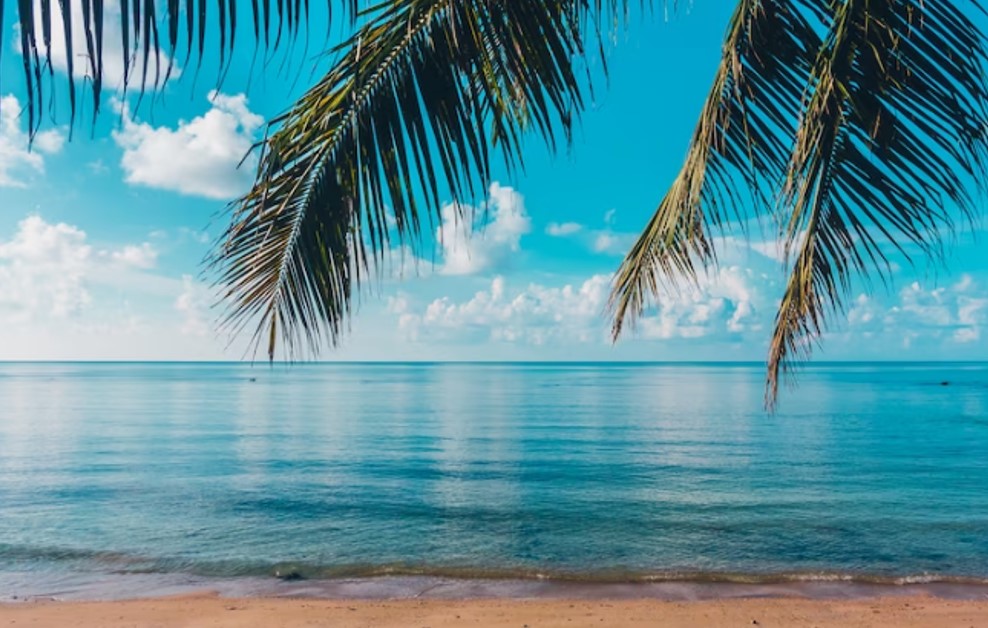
(1, 362, 987, 600)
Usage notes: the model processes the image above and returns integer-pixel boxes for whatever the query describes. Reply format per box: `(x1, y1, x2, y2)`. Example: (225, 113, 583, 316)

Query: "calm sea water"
(1, 362, 987, 600)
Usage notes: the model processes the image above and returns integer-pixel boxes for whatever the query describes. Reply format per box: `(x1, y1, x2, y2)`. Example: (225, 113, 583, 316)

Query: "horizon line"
(1, 360, 987, 365)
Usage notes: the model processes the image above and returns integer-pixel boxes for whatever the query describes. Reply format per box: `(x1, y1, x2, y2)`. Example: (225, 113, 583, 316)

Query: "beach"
(4, 594, 988, 627)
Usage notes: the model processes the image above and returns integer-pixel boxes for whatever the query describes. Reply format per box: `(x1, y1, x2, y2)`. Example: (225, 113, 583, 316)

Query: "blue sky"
(1, 2, 987, 361)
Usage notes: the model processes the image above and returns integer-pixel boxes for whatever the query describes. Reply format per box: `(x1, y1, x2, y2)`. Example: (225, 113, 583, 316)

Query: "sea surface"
(1, 362, 987, 601)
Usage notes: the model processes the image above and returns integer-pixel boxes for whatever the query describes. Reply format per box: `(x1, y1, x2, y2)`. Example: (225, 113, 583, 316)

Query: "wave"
(4, 544, 988, 588)
(257, 565, 988, 587)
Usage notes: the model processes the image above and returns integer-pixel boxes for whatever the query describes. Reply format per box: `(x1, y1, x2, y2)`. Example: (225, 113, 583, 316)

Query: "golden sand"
(3, 594, 988, 627)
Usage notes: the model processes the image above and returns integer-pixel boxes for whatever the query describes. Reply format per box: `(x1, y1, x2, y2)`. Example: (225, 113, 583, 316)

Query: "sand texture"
(3, 594, 988, 627)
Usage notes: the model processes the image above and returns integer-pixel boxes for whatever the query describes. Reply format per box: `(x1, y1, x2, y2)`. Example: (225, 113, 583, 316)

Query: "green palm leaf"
(610, 0, 988, 408)
(1, 0, 359, 134)
(7, 0, 987, 407)
(609, 0, 821, 339)
(768, 0, 988, 406)
(211, 0, 629, 359)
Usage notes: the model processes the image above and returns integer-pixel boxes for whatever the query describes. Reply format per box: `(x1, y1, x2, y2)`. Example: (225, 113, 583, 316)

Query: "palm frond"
(1, 0, 359, 135)
(211, 0, 634, 360)
(767, 0, 988, 407)
(608, 0, 820, 338)
(609, 0, 988, 409)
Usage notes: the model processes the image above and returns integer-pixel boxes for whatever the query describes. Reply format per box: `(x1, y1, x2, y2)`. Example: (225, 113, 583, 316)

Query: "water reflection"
(0, 362, 986, 590)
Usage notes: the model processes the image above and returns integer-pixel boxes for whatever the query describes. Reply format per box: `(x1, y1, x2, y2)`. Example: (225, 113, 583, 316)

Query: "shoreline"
(4, 593, 988, 627)
(5, 573, 988, 604)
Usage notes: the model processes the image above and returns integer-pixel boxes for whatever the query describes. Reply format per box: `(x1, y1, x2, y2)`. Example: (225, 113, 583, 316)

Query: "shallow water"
(1, 362, 986, 600)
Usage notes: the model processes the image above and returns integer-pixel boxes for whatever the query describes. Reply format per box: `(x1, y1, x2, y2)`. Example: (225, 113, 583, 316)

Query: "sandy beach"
(3, 594, 988, 627)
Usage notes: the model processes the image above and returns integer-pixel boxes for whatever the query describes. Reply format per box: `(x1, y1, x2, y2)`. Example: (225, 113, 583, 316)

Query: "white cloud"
(438, 183, 531, 275)
(899, 281, 953, 327)
(847, 294, 882, 328)
(174, 276, 211, 336)
(0, 216, 176, 324)
(401, 274, 611, 345)
(635, 265, 759, 340)
(542, 208, 639, 257)
(88, 159, 110, 175)
(591, 231, 637, 255)
(546, 222, 583, 237)
(0, 216, 92, 320)
(954, 327, 980, 344)
(747, 231, 807, 263)
(846, 274, 988, 347)
(395, 266, 759, 347)
(110, 243, 159, 269)
(179, 227, 212, 244)
(33, 129, 66, 154)
(113, 91, 263, 199)
(749, 239, 786, 262)
(0, 215, 245, 360)
(566, 208, 639, 256)
(0, 95, 65, 187)
(30, 0, 175, 90)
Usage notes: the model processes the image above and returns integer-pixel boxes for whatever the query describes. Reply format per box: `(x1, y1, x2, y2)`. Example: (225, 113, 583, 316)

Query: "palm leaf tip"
(213, 0, 635, 361)
(610, 0, 988, 409)
(765, 0, 988, 407)
(3, 0, 359, 138)
(609, 0, 817, 347)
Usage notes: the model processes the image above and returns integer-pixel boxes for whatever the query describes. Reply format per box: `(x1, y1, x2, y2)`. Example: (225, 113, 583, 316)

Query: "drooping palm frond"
(211, 0, 633, 360)
(608, 0, 821, 337)
(767, 0, 988, 407)
(1, 0, 359, 134)
(610, 0, 988, 409)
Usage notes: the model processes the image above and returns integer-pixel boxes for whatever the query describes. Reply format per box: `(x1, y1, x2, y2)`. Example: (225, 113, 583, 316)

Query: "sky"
(1, 2, 987, 362)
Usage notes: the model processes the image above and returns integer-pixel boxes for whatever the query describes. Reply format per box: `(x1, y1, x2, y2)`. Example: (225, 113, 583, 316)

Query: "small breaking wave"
(4, 544, 988, 588)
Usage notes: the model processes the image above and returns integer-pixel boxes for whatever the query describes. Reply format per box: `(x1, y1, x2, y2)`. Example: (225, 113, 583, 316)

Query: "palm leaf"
(610, 0, 988, 409)
(767, 0, 988, 406)
(609, 0, 821, 337)
(211, 0, 633, 360)
(1, 0, 359, 135)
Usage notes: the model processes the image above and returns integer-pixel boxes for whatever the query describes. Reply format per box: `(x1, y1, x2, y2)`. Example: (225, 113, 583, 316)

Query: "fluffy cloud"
(0, 216, 92, 320)
(0, 95, 65, 187)
(895, 276, 987, 344)
(394, 266, 759, 347)
(0, 215, 247, 360)
(591, 231, 637, 255)
(634, 266, 759, 339)
(113, 91, 263, 199)
(397, 274, 611, 344)
(110, 243, 159, 269)
(747, 231, 807, 263)
(174, 276, 212, 336)
(546, 222, 583, 236)
(439, 183, 531, 275)
(544, 209, 638, 257)
(841, 275, 987, 348)
(29, 0, 175, 90)
(748, 239, 787, 262)
(0, 216, 176, 323)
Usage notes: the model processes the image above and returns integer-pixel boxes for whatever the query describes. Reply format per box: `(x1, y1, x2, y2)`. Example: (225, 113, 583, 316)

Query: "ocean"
(1, 362, 986, 601)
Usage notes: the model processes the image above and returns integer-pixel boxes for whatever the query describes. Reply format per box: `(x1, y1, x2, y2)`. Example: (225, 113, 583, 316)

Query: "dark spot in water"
(249, 378, 257, 382)
(940, 381, 950, 386)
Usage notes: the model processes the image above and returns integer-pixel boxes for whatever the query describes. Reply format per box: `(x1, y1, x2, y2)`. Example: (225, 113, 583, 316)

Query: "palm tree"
(5, 1, 987, 407)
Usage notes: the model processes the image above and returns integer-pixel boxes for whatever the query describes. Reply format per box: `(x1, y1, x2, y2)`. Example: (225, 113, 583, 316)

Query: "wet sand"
(3, 594, 988, 627)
